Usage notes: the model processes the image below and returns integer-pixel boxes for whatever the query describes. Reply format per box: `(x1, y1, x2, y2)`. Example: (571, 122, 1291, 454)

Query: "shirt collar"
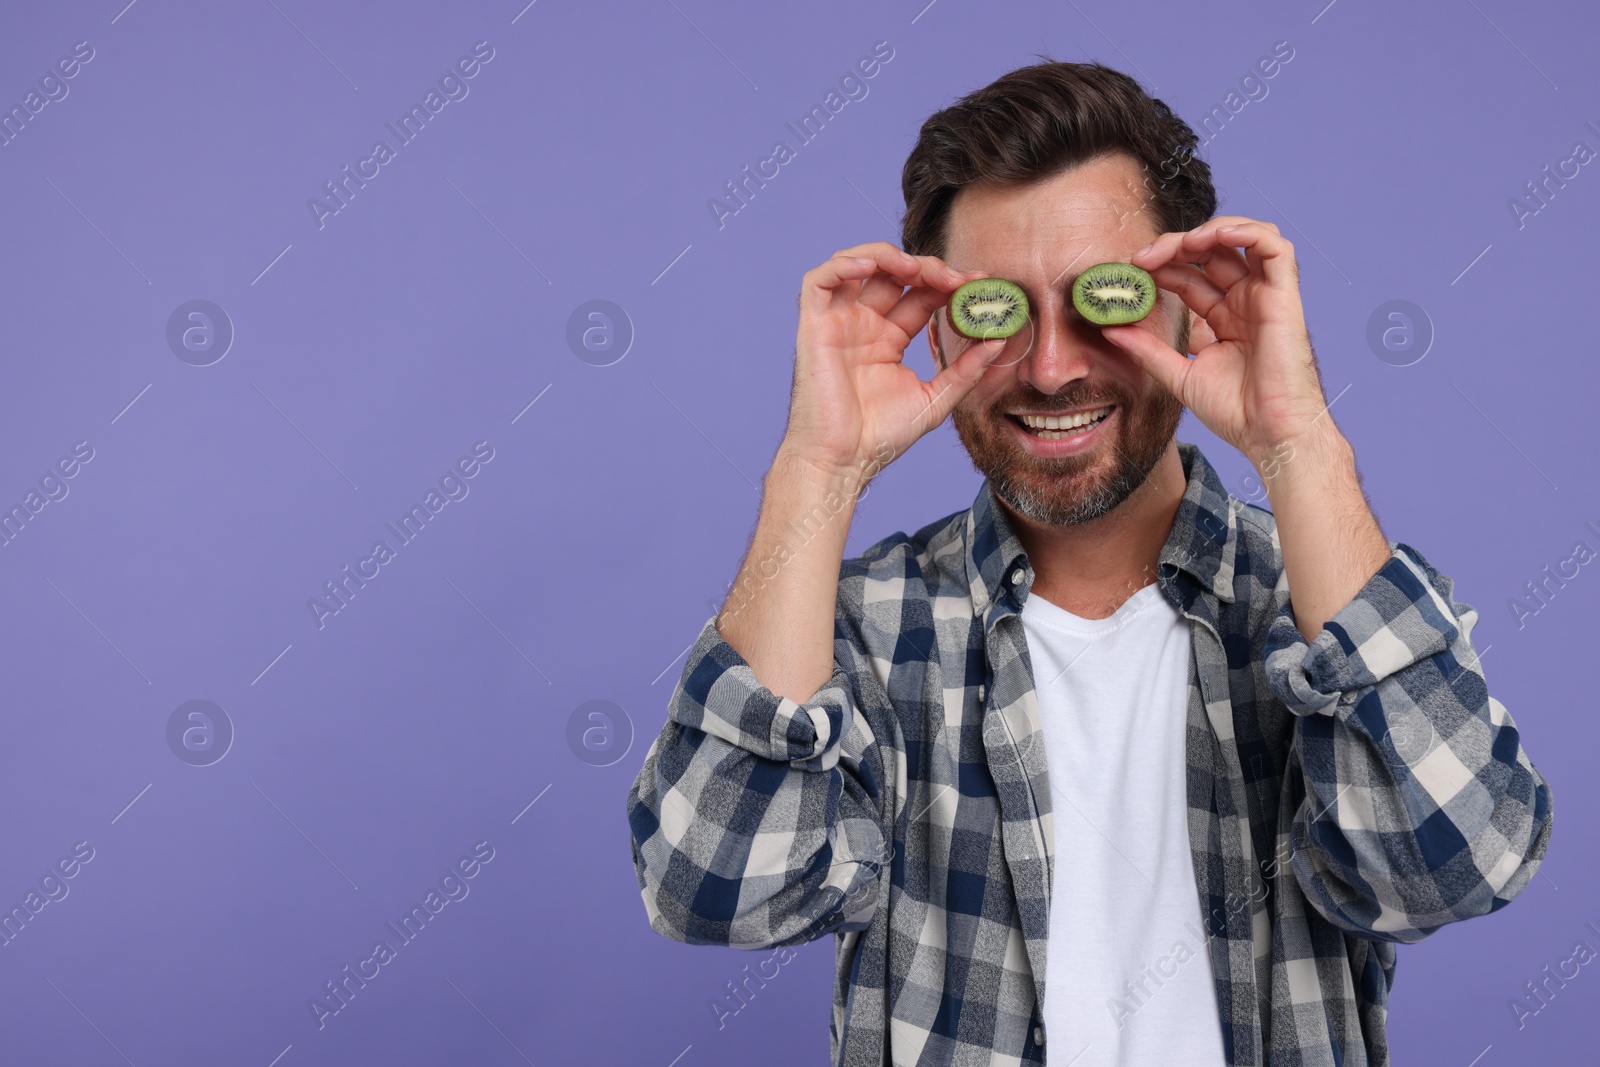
(963, 440, 1239, 614)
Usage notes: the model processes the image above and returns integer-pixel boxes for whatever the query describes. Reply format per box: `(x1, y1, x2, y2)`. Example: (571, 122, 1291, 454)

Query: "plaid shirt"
(626, 440, 1554, 1066)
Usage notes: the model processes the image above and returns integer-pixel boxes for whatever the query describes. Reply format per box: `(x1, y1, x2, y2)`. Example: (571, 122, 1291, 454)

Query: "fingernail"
(1134, 243, 1153, 257)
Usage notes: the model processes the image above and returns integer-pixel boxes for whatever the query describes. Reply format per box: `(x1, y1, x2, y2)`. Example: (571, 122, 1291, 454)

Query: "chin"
(953, 393, 1184, 527)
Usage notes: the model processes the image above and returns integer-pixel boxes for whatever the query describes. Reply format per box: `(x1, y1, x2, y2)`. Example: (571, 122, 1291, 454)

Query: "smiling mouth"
(1006, 405, 1114, 440)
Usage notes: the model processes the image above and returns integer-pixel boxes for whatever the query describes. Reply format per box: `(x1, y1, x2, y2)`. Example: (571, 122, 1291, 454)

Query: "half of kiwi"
(1072, 262, 1156, 325)
(948, 278, 1030, 340)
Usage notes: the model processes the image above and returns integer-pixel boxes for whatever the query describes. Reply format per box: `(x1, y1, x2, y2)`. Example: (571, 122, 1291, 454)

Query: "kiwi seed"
(948, 278, 1030, 340)
(1071, 262, 1157, 326)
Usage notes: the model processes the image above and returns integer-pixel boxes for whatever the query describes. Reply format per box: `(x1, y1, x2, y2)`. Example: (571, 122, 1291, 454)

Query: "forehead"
(942, 151, 1161, 285)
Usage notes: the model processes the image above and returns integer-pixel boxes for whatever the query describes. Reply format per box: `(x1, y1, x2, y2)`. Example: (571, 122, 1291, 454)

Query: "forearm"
(1257, 426, 1392, 642)
(632, 447, 889, 946)
(1256, 440, 1555, 938)
(629, 612, 889, 948)
(717, 449, 865, 704)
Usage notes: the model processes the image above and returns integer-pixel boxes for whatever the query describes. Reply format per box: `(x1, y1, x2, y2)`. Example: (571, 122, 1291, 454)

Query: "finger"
(1130, 215, 1279, 275)
(825, 239, 985, 278)
(855, 271, 907, 314)
(1145, 261, 1229, 324)
(830, 243, 964, 290)
(1213, 224, 1273, 281)
(1099, 322, 1192, 406)
(798, 255, 883, 318)
(830, 240, 915, 261)
(912, 336, 1007, 435)
(1190, 214, 1280, 236)
(1191, 222, 1297, 289)
(1175, 238, 1251, 292)
(864, 257, 960, 308)
(1137, 223, 1281, 294)
(1134, 230, 1250, 292)
(882, 283, 959, 340)
(870, 255, 979, 319)
(1165, 219, 1286, 286)
(805, 246, 924, 317)
(797, 251, 946, 319)
(1186, 312, 1219, 355)
(856, 254, 969, 316)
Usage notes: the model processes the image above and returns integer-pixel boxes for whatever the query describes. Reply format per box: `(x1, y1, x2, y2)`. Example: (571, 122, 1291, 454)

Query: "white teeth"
(1018, 406, 1111, 431)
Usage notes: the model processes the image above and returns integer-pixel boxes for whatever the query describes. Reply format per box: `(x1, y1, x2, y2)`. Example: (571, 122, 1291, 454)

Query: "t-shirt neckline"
(1021, 580, 1164, 636)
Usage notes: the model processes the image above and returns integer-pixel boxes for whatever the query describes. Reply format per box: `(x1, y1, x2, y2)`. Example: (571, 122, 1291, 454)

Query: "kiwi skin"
(1072, 262, 1157, 326)
(948, 278, 1030, 340)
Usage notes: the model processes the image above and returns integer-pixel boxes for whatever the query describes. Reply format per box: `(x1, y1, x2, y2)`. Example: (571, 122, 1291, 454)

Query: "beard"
(945, 317, 1189, 527)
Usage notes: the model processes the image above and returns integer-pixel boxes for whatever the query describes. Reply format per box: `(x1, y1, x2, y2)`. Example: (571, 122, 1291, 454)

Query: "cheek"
(949, 363, 1002, 411)
(969, 374, 1016, 420)
(1149, 294, 1178, 328)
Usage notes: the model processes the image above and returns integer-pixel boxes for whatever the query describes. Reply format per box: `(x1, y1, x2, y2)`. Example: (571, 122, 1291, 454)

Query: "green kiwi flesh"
(1072, 262, 1156, 325)
(948, 278, 1030, 340)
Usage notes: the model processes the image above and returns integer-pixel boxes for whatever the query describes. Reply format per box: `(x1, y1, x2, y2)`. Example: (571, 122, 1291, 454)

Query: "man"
(626, 60, 1553, 1066)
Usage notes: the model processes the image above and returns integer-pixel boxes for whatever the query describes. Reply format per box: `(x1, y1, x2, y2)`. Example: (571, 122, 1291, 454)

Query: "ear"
(927, 318, 945, 371)
(1186, 309, 1217, 355)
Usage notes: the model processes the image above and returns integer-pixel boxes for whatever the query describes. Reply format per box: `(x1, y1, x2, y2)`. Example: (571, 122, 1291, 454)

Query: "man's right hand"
(778, 242, 1007, 478)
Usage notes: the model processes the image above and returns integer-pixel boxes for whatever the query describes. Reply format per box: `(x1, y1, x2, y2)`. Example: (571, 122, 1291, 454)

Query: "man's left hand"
(1099, 215, 1335, 478)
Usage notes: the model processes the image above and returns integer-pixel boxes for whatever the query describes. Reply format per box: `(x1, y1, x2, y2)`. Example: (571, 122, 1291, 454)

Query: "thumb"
(1100, 325, 1190, 401)
(917, 336, 1005, 433)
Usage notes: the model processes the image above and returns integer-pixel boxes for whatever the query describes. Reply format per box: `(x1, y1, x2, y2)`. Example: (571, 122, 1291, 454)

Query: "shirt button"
(977, 683, 986, 701)
(1033, 1024, 1043, 1046)
(1011, 569, 1024, 585)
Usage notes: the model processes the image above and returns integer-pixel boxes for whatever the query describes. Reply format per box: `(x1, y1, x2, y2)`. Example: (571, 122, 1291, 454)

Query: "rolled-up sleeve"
(1262, 540, 1554, 943)
(625, 612, 890, 950)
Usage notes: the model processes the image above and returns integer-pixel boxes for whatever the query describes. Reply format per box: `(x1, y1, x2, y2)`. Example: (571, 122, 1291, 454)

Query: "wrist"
(772, 440, 897, 498)
(772, 445, 851, 484)
(1250, 423, 1351, 491)
(1257, 436, 1365, 530)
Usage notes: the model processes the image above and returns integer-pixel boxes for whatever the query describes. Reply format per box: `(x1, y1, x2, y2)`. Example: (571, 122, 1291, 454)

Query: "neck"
(997, 439, 1187, 619)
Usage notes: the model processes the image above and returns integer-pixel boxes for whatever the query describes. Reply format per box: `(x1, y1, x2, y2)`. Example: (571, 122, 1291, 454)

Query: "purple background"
(0, 1, 1593, 1064)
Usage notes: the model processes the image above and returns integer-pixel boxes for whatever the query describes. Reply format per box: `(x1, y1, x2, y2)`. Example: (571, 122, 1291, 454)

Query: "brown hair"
(900, 59, 1217, 261)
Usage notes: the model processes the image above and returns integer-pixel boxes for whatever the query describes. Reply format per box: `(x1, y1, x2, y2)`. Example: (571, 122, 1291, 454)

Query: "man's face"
(930, 151, 1190, 527)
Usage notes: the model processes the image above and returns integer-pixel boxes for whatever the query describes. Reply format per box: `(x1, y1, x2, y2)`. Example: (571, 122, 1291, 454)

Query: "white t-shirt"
(1020, 581, 1228, 1067)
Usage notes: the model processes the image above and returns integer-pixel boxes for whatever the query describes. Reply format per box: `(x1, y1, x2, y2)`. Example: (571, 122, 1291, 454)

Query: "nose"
(1016, 302, 1096, 397)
